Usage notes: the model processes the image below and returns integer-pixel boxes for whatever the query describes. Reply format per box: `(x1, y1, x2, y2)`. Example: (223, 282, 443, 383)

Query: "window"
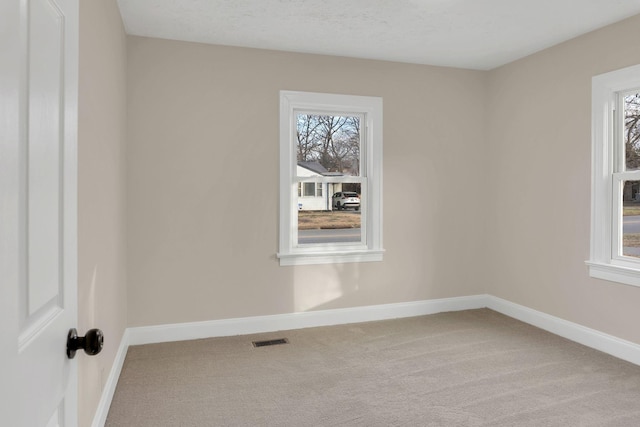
(303, 182, 316, 197)
(278, 91, 384, 266)
(588, 64, 640, 286)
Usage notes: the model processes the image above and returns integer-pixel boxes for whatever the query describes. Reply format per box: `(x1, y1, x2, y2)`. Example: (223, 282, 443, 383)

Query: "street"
(623, 215, 640, 257)
(624, 215, 640, 234)
(298, 228, 361, 244)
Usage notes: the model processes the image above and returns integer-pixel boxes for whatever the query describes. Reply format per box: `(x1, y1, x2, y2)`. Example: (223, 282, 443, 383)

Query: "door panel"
(26, 0, 64, 325)
(1, 0, 79, 426)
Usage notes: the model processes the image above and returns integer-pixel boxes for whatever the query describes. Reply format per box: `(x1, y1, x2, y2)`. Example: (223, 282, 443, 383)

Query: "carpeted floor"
(105, 309, 640, 426)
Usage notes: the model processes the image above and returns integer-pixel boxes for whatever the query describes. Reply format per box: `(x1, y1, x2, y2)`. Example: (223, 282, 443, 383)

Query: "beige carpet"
(106, 309, 640, 426)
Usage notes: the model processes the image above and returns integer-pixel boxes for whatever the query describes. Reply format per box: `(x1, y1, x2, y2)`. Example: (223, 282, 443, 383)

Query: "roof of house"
(297, 161, 343, 176)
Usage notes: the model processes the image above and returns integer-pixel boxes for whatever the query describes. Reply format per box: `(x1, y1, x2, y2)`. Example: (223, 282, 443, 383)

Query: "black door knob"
(67, 328, 104, 359)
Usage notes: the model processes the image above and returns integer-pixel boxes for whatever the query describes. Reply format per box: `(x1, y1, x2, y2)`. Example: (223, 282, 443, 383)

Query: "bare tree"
(623, 94, 640, 202)
(626, 93, 640, 170)
(297, 114, 322, 162)
(296, 114, 360, 175)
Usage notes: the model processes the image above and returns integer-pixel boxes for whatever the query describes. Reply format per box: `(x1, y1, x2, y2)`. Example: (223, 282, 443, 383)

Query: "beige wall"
(486, 14, 640, 343)
(77, 7, 640, 423)
(126, 37, 489, 327)
(126, 14, 640, 341)
(78, 1, 128, 425)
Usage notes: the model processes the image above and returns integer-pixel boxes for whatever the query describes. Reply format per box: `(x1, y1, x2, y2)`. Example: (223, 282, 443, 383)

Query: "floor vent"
(252, 338, 289, 348)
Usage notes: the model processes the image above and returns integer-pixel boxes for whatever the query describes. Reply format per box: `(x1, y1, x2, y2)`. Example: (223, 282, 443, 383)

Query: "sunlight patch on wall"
(293, 263, 360, 312)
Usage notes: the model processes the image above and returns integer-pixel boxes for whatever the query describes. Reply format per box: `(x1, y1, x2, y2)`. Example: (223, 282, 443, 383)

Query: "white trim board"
(486, 296, 640, 367)
(91, 329, 130, 427)
(93, 294, 640, 426)
(125, 294, 640, 366)
(127, 295, 490, 346)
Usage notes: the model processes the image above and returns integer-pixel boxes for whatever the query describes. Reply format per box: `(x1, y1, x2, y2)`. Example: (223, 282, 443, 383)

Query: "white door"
(0, 0, 79, 426)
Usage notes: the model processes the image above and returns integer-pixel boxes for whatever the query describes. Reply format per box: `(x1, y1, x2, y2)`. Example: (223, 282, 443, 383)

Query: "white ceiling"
(117, 0, 640, 70)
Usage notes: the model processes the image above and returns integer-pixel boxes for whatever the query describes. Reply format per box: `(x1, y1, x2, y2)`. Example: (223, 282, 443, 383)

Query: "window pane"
(303, 182, 315, 197)
(297, 182, 362, 245)
(296, 114, 361, 176)
(625, 93, 640, 171)
(316, 183, 323, 197)
(623, 180, 640, 258)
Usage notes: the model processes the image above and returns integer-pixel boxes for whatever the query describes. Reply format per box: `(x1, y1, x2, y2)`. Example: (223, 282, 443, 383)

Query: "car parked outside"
(332, 192, 360, 211)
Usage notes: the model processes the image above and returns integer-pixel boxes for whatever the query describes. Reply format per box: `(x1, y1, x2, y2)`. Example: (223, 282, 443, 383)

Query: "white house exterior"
(297, 162, 342, 211)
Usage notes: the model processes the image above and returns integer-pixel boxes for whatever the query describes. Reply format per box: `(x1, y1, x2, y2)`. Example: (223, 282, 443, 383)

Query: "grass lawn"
(624, 233, 640, 250)
(624, 205, 640, 216)
(298, 210, 360, 230)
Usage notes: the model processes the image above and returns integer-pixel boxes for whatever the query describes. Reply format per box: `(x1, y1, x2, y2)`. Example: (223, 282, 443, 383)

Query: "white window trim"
(587, 63, 640, 286)
(278, 91, 384, 266)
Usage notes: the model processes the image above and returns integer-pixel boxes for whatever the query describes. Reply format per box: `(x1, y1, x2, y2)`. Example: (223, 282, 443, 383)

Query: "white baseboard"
(93, 294, 640, 426)
(486, 296, 640, 366)
(127, 294, 490, 345)
(91, 329, 130, 427)
(126, 295, 640, 366)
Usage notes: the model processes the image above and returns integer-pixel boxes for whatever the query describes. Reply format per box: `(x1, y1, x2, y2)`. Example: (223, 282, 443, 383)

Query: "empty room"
(5, 0, 640, 426)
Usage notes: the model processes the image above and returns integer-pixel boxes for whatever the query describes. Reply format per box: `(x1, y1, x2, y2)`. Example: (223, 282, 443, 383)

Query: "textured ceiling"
(117, 0, 640, 70)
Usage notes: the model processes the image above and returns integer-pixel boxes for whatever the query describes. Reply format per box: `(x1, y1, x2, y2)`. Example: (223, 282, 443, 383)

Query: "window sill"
(277, 249, 385, 266)
(586, 260, 640, 287)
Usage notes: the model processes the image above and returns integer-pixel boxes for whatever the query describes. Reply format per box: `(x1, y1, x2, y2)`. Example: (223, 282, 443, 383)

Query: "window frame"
(588, 64, 640, 286)
(278, 91, 384, 266)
